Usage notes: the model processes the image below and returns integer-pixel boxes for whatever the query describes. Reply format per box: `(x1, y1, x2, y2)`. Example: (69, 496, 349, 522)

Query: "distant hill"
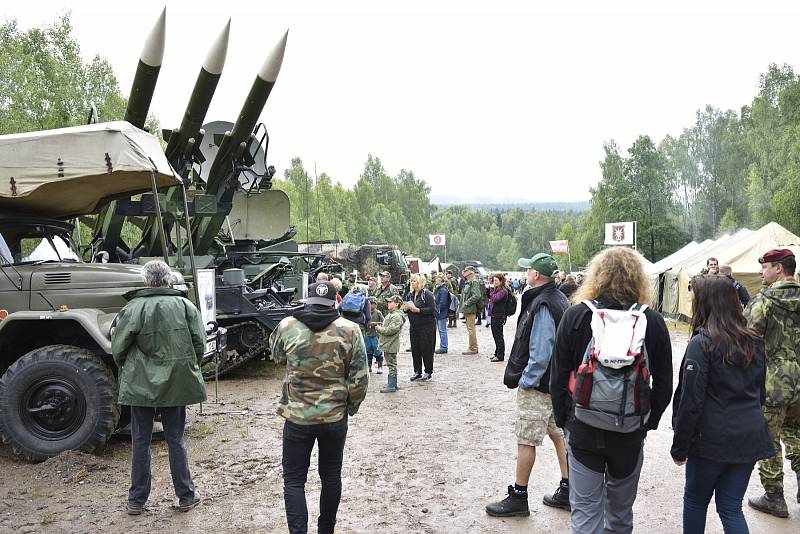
(432, 199, 590, 212)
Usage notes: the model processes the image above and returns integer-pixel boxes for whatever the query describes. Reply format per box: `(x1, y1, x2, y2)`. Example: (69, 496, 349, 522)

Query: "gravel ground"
(0, 314, 797, 533)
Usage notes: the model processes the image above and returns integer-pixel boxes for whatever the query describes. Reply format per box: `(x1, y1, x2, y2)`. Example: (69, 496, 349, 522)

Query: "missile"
(205, 30, 288, 196)
(192, 30, 288, 253)
(124, 8, 166, 129)
(164, 19, 231, 169)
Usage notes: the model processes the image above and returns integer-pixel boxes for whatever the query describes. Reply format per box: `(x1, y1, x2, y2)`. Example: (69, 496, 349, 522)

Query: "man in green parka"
(112, 260, 207, 516)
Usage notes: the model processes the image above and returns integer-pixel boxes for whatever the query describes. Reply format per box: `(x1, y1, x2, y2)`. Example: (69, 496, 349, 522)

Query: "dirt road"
(1, 316, 797, 533)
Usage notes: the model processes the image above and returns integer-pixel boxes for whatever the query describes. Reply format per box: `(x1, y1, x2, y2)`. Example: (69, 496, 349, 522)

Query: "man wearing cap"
(744, 248, 800, 518)
(486, 252, 570, 518)
(373, 271, 399, 315)
(270, 281, 369, 533)
(460, 266, 483, 354)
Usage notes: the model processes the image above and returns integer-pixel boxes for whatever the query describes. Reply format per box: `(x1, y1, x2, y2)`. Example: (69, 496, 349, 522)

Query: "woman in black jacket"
(671, 276, 774, 533)
(405, 273, 436, 381)
(549, 247, 673, 533)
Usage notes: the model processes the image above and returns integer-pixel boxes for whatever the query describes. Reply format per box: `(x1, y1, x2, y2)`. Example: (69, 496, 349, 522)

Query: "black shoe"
(543, 480, 570, 511)
(485, 485, 529, 517)
(409, 372, 422, 381)
(126, 502, 145, 516)
(177, 496, 201, 512)
(420, 372, 432, 381)
(435, 349, 447, 354)
(489, 356, 504, 362)
(748, 492, 789, 518)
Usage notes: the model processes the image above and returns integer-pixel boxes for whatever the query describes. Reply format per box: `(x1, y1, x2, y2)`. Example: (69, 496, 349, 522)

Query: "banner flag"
(549, 240, 569, 254)
(429, 234, 446, 246)
(604, 222, 635, 245)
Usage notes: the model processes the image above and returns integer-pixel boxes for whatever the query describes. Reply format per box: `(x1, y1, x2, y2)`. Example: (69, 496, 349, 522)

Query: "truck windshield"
(0, 223, 81, 265)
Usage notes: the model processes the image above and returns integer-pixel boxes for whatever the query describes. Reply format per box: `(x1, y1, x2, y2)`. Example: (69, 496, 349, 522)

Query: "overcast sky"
(6, 1, 800, 202)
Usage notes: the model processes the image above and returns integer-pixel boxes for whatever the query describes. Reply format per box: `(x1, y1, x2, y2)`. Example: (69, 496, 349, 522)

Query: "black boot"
(485, 485, 529, 517)
(748, 491, 789, 518)
(543, 479, 570, 511)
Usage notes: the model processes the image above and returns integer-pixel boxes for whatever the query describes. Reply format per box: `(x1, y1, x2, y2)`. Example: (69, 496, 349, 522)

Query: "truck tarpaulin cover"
(0, 121, 181, 218)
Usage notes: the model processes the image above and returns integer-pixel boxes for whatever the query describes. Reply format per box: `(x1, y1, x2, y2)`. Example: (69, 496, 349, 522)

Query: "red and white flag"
(429, 234, 446, 246)
(549, 240, 569, 254)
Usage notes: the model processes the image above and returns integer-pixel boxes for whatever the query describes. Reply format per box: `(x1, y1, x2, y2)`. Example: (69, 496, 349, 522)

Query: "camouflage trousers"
(759, 359, 800, 493)
(383, 352, 397, 379)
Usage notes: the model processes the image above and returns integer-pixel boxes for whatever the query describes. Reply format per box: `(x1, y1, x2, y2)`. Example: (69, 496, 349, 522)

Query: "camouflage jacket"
(745, 279, 800, 365)
(372, 283, 399, 314)
(270, 316, 368, 424)
(376, 309, 405, 353)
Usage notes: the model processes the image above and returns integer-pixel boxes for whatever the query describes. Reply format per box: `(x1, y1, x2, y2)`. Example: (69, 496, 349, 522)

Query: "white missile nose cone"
(140, 7, 166, 67)
(258, 29, 288, 83)
(203, 19, 230, 75)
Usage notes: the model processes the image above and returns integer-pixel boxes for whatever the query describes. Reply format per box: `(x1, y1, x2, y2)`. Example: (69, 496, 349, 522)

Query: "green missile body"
(124, 8, 166, 129)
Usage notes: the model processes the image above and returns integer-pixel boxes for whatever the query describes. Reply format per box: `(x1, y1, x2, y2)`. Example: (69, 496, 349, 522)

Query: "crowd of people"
(108, 242, 800, 533)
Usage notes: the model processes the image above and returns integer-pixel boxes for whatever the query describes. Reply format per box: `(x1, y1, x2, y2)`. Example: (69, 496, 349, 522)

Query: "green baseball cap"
(518, 253, 558, 277)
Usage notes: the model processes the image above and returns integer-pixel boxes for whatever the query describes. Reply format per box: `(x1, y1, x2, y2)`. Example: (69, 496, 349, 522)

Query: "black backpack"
(504, 290, 517, 316)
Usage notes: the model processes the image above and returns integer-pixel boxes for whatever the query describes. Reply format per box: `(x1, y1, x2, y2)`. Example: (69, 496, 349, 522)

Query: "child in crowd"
(375, 295, 405, 393)
(365, 296, 384, 373)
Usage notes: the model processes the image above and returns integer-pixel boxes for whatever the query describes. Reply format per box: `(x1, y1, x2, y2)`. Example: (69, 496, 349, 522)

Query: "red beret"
(758, 248, 795, 263)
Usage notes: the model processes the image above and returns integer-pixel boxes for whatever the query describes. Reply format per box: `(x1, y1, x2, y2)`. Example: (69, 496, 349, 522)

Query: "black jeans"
(490, 317, 506, 358)
(409, 319, 435, 374)
(129, 406, 196, 507)
(283, 417, 348, 534)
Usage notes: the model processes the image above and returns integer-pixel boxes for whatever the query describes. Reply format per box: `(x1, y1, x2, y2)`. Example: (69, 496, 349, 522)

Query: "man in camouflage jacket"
(744, 248, 800, 518)
(270, 280, 368, 533)
(372, 271, 399, 315)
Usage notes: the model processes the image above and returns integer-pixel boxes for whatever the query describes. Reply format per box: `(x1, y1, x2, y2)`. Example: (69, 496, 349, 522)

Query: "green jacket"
(372, 282, 399, 314)
(745, 279, 800, 365)
(112, 288, 207, 407)
(460, 277, 483, 314)
(270, 315, 368, 424)
(376, 309, 405, 353)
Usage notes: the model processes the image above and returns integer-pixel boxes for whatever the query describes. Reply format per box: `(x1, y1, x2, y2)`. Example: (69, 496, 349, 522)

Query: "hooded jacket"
(745, 279, 800, 365)
(270, 305, 368, 424)
(671, 331, 774, 463)
(112, 288, 207, 407)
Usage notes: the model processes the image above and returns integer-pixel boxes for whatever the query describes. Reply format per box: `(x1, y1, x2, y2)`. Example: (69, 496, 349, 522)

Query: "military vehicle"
(0, 121, 221, 461)
(86, 13, 306, 379)
(297, 241, 410, 285)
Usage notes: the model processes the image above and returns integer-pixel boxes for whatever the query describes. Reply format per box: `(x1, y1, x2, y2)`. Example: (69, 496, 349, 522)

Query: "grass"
(186, 423, 215, 440)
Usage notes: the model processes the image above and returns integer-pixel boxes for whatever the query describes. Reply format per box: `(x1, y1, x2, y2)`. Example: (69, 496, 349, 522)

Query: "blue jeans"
(129, 406, 196, 507)
(436, 318, 448, 351)
(364, 335, 382, 365)
(683, 456, 754, 534)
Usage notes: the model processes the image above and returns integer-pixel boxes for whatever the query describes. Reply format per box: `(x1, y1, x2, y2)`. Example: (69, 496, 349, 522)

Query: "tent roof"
(647, 240, 699, 275)
(0, 121, 180, 218)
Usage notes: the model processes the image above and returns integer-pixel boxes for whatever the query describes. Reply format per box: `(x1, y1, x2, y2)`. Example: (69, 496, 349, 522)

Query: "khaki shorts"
(516, 387, 562, 447)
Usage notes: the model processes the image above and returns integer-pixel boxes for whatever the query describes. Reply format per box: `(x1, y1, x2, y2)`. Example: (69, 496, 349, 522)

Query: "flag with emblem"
(604, 222, 635, 245)
(429, 234, 446, 246)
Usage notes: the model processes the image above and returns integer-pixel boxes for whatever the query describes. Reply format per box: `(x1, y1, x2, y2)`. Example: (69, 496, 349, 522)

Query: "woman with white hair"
(112, 260, 207, 515)
(405, 273, 436, 381)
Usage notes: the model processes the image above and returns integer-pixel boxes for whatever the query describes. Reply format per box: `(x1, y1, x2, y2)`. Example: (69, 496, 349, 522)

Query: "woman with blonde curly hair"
(550, 247, 674, 533)
(404, 273, 436, 381)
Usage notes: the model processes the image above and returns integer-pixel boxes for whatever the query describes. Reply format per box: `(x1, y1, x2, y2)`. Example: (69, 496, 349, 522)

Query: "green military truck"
(0, 122, 220, 461)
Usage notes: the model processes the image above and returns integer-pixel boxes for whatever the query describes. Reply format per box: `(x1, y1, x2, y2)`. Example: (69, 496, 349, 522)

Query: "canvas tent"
(0, 121, 179, 218)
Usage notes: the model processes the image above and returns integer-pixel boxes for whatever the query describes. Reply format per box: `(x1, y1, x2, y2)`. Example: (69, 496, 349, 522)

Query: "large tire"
(0, 345, 119, 462)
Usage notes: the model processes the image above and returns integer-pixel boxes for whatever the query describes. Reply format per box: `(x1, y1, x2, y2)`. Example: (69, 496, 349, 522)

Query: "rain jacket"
(460, 276, 482, 314)
(112, 287, 207, 407)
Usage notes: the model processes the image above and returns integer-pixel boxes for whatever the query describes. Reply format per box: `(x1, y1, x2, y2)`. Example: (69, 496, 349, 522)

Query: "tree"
(0, 13, 127, 134)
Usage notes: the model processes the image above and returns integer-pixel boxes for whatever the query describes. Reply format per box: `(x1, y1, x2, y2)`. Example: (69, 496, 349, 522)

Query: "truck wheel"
(0, 345, 119, 462)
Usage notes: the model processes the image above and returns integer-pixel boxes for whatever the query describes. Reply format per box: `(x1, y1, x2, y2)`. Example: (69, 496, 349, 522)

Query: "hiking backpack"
(504, 290, 517, 316)
(449, 292, 460, 312)
(568, 300, 652, 433)
(340, 288, 366, 322)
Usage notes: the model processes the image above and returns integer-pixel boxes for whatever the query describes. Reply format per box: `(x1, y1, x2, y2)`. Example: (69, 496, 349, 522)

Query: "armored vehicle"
(298, 241, 410, 285)
(0, 121, 220, 461)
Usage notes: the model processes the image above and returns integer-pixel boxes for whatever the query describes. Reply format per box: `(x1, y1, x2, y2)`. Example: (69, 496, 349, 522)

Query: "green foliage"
(0, 13, 127, 133)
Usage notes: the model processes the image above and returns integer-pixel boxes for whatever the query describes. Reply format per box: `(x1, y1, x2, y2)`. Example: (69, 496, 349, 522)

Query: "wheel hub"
(22, 377, 86, 440)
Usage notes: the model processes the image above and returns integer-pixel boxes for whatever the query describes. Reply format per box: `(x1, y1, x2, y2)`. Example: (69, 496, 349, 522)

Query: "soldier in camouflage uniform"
(744, 248, 800, 518)
(372, 271, 399, 315)
(270, 280, 368, 534)
(446, 271, 459, 328)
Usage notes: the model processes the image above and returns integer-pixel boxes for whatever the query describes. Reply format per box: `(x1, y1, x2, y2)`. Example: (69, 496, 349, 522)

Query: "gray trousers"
(129, 406, 196, 507)
(567, 439, 644, 534)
